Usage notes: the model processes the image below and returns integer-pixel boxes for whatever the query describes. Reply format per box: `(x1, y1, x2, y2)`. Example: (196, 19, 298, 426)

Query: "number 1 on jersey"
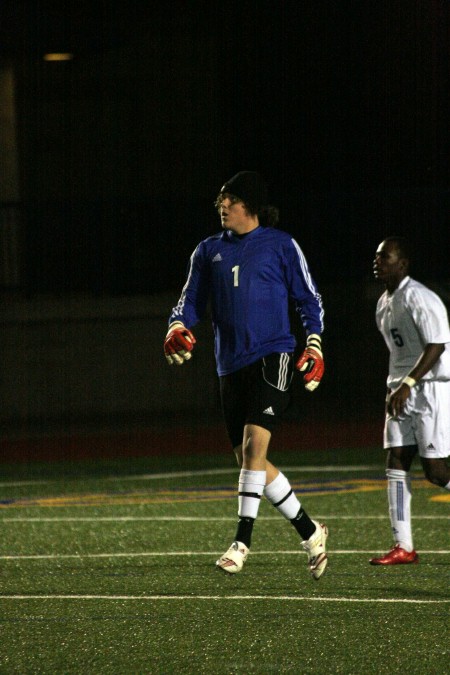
(232, 265, 239, 287)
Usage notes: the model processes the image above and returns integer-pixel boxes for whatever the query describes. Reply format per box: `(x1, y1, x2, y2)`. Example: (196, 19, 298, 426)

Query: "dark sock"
(235, 516, 255, 548)
(290, 507, 316, 540)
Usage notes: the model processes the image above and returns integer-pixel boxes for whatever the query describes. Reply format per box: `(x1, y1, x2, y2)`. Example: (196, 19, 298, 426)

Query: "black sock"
(235, 516, 255, 548)
(290, 507, 316, 540)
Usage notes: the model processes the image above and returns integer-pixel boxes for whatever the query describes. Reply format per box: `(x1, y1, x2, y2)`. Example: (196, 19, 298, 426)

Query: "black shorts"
(219, 352, 294, 448)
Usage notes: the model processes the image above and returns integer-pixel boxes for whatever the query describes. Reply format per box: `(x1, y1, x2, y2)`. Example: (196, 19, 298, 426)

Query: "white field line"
(0, 594, 448, 604)
(0, 466, 382, 488)
(0, 465, 427, 488)
(0, 481, 49, 487)
(1, 515, 449, 522)
(0, 550, 449, 560)
(109, 465, 382, 480)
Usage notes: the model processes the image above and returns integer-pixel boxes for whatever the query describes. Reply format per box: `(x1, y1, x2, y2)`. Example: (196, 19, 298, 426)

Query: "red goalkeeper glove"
(164, 322, 196, 365)
(295, 334, 324, 392)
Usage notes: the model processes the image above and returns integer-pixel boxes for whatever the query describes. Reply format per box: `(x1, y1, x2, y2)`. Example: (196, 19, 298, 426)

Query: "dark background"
(1, 0, 449, 296)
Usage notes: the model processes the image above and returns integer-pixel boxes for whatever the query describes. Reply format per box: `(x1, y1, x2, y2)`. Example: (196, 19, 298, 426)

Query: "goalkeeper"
(164, 171, 328, 580)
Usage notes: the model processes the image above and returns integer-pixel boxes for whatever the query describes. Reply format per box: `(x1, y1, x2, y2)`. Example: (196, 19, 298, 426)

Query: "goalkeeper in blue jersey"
(164, 171, 328, 580)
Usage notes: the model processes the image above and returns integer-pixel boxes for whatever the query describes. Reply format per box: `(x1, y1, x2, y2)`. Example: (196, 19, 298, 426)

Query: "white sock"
(444, 480, 450, 491)
(238, 469, 266, 519)
(264, 471, 301, 520)
(386, 468, 413, 552)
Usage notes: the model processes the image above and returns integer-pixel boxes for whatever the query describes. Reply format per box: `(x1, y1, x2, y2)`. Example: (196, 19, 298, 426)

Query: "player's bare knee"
(425, 472, 445, 487)
(242, 443, 264, 464)
(422, 460, 450, 487)
(387, 445, 417, 472)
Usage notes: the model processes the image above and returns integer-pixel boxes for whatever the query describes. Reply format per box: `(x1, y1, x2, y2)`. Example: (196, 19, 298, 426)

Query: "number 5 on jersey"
(390, 328, 404, 347)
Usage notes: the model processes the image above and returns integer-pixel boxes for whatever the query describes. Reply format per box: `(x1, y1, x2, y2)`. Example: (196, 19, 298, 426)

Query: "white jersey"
(376, 276, 450, 389)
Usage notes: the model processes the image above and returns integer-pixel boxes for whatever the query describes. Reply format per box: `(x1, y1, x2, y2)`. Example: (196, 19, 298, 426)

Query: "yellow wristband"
(402, 376, 416, 388)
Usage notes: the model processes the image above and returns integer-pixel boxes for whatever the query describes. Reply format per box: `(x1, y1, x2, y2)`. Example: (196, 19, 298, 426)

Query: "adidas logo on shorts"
(263, 406, 275, 415)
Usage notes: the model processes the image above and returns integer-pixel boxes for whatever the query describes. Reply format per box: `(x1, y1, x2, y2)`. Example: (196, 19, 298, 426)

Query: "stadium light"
(43, 53, 74, 62)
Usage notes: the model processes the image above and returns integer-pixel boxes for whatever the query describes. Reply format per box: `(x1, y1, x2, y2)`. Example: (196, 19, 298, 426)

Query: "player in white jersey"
(371, 236, 450, 565)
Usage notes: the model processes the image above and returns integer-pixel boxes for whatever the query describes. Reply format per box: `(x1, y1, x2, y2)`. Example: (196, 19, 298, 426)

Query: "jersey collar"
(224, 226, 262, 241)
(398, 275, 411, 290)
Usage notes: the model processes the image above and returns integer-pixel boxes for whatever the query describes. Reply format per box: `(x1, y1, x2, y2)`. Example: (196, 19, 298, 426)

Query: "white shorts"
(384, 381, 450, 458)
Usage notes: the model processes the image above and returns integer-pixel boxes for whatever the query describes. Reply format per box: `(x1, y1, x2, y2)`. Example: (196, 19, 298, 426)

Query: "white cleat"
(301, 521, 329, 580)
(216, 541, 249, 574)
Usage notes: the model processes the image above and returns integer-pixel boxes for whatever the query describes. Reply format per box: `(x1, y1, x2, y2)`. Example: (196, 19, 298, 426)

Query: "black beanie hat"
(220, 171, 268, 210)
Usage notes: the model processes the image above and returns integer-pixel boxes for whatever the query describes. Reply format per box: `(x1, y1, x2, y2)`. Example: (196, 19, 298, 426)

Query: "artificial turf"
(0, 446, 448, 673)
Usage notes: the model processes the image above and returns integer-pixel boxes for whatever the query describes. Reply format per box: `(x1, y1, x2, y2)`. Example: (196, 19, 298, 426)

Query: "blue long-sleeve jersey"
(169, 226, 324, 376)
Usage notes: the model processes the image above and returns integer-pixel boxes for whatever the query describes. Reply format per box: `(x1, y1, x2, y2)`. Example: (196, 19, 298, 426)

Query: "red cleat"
(370, 544, 419, 565)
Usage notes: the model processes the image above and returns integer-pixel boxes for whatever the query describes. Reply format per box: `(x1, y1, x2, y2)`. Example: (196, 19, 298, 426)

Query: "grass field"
(0, 444, 449, 674)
